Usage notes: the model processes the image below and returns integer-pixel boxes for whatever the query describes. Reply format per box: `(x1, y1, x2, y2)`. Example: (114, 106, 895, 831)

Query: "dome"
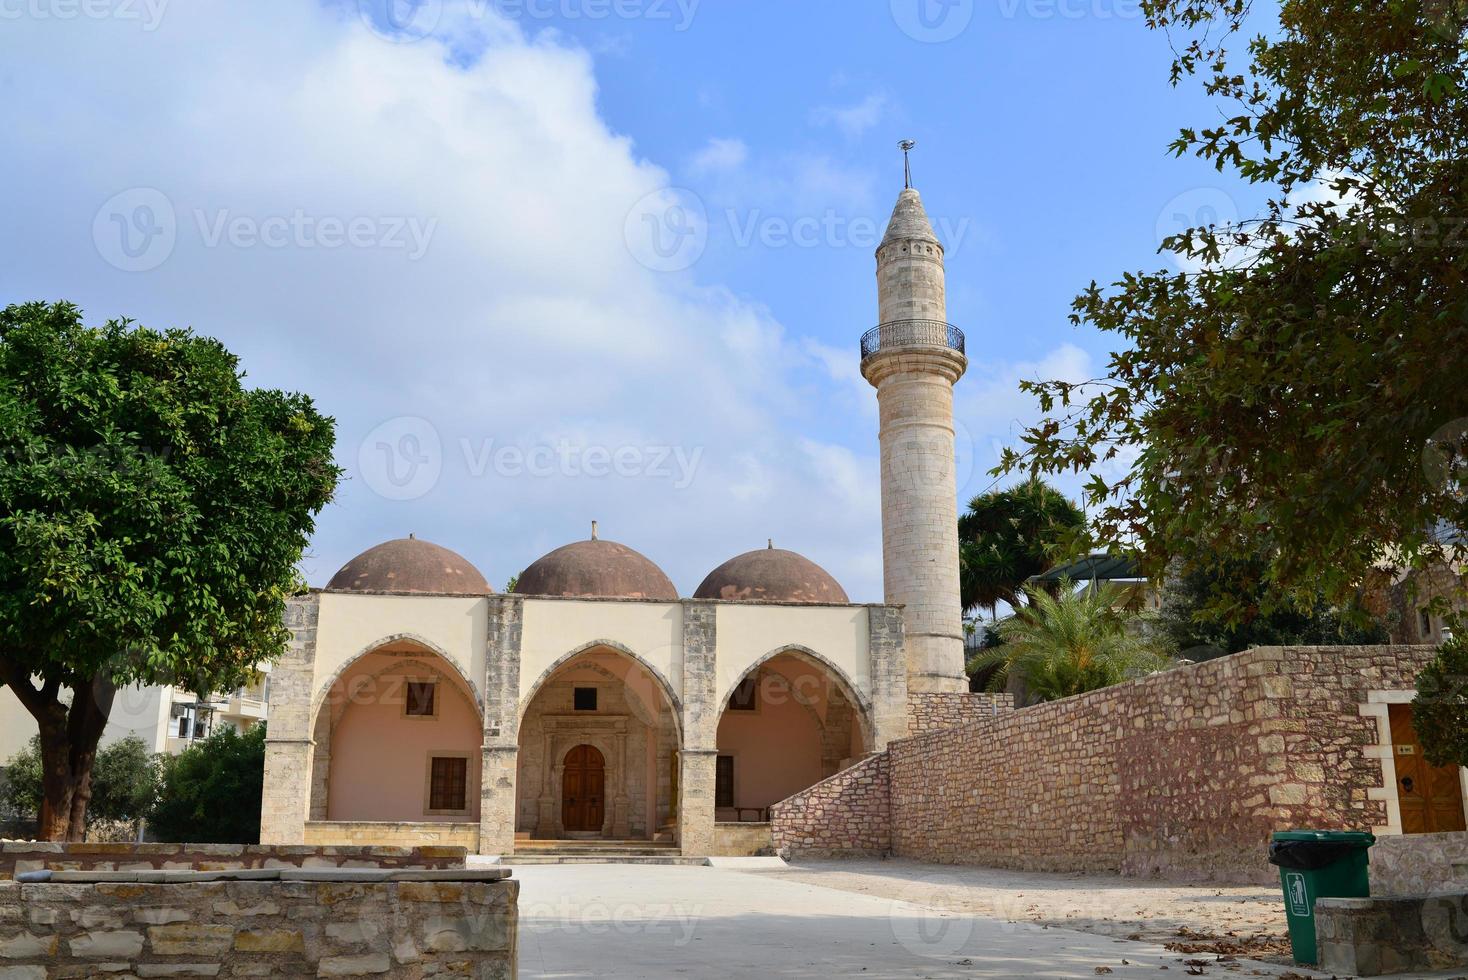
(694, 543, 849, 604)
(514, 531, 677, 600)
(325, 537, 491, 595)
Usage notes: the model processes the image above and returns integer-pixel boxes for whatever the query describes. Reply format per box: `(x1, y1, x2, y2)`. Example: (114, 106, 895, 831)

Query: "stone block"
(233, 928, 305, 953)
(147, 923, 235, 956)
(68, 930, 145, 958)
(318, 953, 391, 975)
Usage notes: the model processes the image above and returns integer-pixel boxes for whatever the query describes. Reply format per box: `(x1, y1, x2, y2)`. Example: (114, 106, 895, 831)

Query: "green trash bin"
(1268, 830, 1375, 966)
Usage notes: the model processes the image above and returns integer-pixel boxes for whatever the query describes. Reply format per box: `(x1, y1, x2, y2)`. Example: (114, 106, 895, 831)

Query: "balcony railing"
(860, 319, 966, 360)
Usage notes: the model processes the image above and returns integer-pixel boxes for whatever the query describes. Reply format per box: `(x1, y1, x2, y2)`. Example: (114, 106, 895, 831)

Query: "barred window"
(428, 756, 467, 812)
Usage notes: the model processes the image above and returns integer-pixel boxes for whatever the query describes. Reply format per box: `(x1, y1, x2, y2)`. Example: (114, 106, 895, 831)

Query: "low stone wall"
(906, 692, 1013, 736)
(0, 870, 517, 978)
(1318, 893, 1468, 976)
(887, 645, 1437, 883)
(1371, 832, 1468, 895)
(771, 753, 890, 859)
(0, 841, 466, 881)
(712, 823, 774, 857)
(304, 820, 481, 850)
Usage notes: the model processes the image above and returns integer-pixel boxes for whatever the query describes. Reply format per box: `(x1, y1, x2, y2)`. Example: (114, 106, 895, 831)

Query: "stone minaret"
(861, 173, 968, 694)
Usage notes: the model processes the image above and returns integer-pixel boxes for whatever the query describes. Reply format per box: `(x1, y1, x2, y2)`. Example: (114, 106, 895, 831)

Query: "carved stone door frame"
(534, 715, 632, 839)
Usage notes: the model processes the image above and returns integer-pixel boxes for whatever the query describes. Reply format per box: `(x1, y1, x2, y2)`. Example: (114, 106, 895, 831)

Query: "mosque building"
(259, 177, 977, 857)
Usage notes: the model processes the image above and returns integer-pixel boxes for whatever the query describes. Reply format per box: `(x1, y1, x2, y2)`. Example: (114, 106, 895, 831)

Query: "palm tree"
(968, 579, 1171, 703)
(958, 480, 1085, 620)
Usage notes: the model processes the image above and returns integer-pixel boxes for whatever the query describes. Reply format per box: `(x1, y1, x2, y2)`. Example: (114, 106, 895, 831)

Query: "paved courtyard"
(514, 863, 1337, 979)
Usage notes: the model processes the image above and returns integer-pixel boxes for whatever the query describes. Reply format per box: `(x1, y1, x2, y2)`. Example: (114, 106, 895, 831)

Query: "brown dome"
(514, 537, 677, 600)
(694, 544, 849, 603)
(326, 537, 491, 595)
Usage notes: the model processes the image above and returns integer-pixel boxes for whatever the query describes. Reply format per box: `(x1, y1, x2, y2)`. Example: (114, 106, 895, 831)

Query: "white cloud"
(0, 0, 887, 598)
(690, 137, 749, 175)
(811, 93, 889, 139)
(954, 343, 1099, 505)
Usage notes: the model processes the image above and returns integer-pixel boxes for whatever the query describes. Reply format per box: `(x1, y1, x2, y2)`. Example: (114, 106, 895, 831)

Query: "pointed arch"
(519, 638, 682, 726)
(720, 643, 875, 749)
(313, 632, 483, 724)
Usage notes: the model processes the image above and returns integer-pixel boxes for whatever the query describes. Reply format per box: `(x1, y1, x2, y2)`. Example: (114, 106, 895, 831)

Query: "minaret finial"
(899, 139, 916, 189)
(768, 538, 774, 550)
(591, 520, 599, 541)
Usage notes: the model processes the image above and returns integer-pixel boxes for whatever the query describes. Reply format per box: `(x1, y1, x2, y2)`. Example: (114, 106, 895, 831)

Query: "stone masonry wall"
(771, 752, 890, 859)
(0, 875, 517, 978)
(0, 842, 466, 880)
(906, 692, 1013, 735)
(889, 645, 1438, 883)
(1371, 832, 1468, 896)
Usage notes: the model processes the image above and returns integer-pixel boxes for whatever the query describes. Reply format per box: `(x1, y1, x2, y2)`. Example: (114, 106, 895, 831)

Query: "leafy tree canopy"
(1000, 0, 1468, 619)
(1413, 635, 1468, 768)
(959, 480, 1086, 615)
(0, 301, 338, 838)
(1157, 555, 1389, 657)
(149, 724, 266, 845)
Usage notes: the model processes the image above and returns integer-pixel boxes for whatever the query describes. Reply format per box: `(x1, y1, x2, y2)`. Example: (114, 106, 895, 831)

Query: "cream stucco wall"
(1, 684, 172, 761)
(518, 599, 683, 705)
(312, 593, 488, 713)
(0, 688, 35, 763)
(712, 604, 871, 709)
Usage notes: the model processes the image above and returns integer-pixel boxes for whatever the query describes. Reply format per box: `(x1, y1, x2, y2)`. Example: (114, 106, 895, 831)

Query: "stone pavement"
(515, 864, 1340, 979)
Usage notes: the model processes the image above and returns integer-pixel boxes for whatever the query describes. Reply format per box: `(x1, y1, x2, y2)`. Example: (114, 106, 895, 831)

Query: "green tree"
(969, 581, 1173, 702)
(0, 302, 338, 840)
(959, 480, 1086, 618)
(88, 735, 161, 828)
(0, 735, 159, 832)
(998, 0, 1468, 620)
(1413, 635, 1468, 768)
(149, 725, 266, 845)
(1158, 556, 1389, 658)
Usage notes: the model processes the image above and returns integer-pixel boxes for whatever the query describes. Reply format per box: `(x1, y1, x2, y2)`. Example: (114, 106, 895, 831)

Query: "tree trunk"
(0, 659, 115, 842)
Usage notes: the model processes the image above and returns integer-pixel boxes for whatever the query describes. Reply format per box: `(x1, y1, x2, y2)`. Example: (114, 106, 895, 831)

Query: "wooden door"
(561, 744, 606, 833)
(1390, 704, 1467, 834)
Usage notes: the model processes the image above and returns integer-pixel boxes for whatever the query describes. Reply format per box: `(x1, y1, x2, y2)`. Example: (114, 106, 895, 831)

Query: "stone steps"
(500, 854, 709, 866)
(497, 840, 704, 866)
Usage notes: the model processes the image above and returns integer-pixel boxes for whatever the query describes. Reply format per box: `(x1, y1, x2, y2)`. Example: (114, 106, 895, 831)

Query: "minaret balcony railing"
(860, 319, 966, 361)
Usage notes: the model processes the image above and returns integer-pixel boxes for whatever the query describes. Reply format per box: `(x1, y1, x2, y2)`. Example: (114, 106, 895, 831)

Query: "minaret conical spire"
(881, 187, 940, 249)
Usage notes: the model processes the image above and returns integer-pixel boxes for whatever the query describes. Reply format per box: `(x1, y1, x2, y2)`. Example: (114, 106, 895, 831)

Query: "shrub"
(0, 735, 158, 836)
(149, 724, 266, 844)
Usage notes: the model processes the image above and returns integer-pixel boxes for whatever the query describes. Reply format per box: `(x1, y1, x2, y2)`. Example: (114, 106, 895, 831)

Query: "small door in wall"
(1390, 704, 1467, 834)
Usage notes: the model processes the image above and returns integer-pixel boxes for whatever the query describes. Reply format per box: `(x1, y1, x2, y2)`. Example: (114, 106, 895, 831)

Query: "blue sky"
(0, 0, 1278, 600)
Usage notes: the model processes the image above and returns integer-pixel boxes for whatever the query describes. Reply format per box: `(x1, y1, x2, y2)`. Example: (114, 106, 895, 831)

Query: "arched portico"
(714, 647, 874, 821)
(516, 644, 680, 841)
(309, 638, 482, 825)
